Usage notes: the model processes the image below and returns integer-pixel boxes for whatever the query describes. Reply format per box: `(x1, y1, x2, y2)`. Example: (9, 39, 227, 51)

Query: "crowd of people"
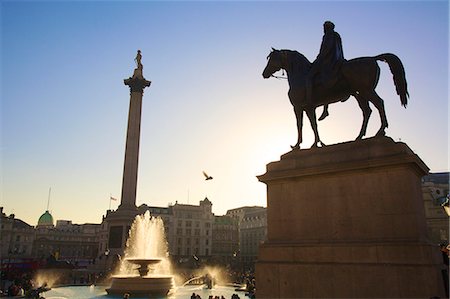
(190, 293, 241, 299)
(1, 271, 32, 297)
(0, 273, 49, 298)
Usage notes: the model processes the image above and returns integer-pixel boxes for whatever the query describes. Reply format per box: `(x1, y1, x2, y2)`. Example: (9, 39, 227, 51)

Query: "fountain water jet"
(106, 211, 174, 297)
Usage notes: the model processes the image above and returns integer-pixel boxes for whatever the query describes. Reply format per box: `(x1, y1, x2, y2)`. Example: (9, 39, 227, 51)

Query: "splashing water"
(194, 266, 229, 286)
(34, 271, 60, 288)
(116, 211, 172, 276)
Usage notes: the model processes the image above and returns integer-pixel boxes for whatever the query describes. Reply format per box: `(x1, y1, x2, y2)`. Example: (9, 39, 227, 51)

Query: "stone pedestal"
(256, 137, 445, 298)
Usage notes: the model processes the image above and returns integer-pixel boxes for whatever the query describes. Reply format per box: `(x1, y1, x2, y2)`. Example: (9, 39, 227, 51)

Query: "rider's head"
(323, 21, 335, 33)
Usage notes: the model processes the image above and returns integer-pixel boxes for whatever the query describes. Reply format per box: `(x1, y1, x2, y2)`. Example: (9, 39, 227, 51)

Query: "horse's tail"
(375, 53, 409, 107)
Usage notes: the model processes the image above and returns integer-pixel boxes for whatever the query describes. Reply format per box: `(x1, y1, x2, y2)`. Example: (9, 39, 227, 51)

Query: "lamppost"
(104, 249, 110, 277)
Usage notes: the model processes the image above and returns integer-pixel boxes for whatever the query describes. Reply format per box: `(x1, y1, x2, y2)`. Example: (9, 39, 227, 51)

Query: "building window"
(186, 221, 192, 227)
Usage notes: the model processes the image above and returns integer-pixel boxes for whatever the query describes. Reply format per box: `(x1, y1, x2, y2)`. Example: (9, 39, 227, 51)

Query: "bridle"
(271, 74, 288, 80)
(268, 50, 288, 80)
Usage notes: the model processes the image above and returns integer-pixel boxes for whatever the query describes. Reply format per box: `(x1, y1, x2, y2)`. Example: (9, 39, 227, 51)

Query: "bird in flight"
(203, 171, 213, 180)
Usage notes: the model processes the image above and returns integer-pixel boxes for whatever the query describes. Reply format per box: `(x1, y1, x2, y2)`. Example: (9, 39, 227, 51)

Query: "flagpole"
(47, 187, 52, 211)
(109, 193, 112, 210)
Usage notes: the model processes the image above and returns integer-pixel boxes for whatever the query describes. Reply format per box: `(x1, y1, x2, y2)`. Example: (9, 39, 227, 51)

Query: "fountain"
(42, 213, 243, 298)
(106, 212, 174, 297)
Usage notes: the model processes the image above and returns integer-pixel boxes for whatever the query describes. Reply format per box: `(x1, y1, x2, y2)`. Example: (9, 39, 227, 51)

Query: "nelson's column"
(100, 51, 151, 262)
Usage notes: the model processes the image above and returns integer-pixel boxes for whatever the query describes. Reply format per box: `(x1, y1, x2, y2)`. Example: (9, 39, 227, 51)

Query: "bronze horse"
(262, 48, 409, 149)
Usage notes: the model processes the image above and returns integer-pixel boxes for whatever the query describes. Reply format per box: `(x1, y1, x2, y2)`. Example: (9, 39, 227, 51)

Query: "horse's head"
(263, 48, 311, 79)
(263, 48, 285, 79)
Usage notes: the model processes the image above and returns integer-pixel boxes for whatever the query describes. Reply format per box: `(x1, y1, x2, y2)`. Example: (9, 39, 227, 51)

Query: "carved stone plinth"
(256, 137, 445, 298)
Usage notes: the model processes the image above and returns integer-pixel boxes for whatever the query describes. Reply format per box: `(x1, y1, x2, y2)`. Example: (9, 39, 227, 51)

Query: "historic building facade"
(99, 197, 215, 267)
(168, 198, 214, 259)
(1, 208, 100, 275)
(422, 172, 449, 244)
(142, 198, 215, 260)
(33, 220, 100, 266)
(226, 206, 267, 268)
(0, 208, 35, 259)
(211, 215, 239, 265)
(238, 208, 267, 268)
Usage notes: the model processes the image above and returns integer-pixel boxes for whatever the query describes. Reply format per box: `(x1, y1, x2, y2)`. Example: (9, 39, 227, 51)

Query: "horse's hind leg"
(355, 93, 372, 140)
(368, 90, 389, 136)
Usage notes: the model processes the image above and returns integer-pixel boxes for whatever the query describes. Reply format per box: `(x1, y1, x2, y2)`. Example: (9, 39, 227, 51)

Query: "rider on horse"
(263, 23, 409, 149)
(307, 21, 345, 121)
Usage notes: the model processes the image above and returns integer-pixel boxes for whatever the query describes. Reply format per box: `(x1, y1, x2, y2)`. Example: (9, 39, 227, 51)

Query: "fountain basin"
(106, 275, 174, 297)
(126, 258, 162, 276)
(45, 284, 241, 299)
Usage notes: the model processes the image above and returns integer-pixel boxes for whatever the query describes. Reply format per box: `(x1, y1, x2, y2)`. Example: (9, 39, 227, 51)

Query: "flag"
(110, 196, 118, 201)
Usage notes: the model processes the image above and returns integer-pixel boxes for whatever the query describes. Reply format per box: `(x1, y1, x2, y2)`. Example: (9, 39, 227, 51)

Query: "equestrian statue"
(262, 21, 408, 149)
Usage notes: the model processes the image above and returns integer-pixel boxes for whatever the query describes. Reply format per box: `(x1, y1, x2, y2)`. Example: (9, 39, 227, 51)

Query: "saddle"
(313, 65, 351, 105)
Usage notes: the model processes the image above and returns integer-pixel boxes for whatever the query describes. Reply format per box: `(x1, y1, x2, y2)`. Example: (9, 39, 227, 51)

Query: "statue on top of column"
(135, 50, 143, 70)
(125, 50, 151, 92)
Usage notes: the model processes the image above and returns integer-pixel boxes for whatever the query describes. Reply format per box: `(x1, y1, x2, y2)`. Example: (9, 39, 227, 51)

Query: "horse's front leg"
(305, 108, 322, 148)
(291, 105, 303, 149)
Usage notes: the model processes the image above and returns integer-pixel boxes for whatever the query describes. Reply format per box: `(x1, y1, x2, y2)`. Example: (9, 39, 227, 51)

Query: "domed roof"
(37, 210, 54, 227)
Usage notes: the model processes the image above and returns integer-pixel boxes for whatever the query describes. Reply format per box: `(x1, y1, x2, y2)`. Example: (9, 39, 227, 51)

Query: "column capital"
(124, 74, 151, 93)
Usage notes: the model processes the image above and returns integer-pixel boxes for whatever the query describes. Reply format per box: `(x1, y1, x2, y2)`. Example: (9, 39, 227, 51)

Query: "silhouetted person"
(440, 243, 449, 297)
(307, 21, 345, 121)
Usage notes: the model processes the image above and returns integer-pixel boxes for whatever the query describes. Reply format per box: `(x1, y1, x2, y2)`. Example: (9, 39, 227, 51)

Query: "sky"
(1, 0, 448, 226)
